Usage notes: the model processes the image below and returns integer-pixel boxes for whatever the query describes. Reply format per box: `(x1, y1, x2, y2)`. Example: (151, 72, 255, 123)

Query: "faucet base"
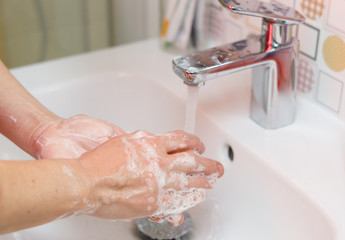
(249, 45, 297, 129)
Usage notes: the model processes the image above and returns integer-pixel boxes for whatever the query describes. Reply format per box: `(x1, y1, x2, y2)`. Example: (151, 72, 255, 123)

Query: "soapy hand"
(32, 115, 126, 159)
(77, 130, 224, 226)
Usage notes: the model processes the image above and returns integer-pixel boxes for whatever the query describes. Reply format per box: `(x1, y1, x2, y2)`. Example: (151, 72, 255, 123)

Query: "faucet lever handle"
(219, 0, 304, 25)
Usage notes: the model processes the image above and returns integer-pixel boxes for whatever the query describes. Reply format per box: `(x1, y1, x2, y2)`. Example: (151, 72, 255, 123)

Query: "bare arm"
(0, 131, 224, 234)
(0, 60, 58, 157)
(0, 158, 86, 234)
(0, 60, 125, 159)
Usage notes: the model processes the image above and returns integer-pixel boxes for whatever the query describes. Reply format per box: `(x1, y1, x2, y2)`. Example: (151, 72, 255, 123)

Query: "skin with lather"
(0, 60, 224, 234)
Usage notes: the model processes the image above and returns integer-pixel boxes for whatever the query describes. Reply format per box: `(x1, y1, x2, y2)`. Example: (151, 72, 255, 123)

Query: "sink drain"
(136, 213, 192, 240)
(137, 229, 191, 240)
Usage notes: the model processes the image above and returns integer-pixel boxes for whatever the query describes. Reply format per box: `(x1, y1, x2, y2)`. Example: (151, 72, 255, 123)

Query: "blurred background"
(1, 0, 345, 122)
(0, 0, 160, 68)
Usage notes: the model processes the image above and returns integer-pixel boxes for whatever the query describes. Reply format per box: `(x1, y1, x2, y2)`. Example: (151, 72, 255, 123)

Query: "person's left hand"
(32, 114, 126, 159)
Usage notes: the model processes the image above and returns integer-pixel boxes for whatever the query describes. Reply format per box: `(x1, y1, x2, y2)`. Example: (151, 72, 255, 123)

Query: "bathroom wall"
(2, 0, 345, 122)
(204, 0, 345, 122)
(0, 0, 111, 67)
(294, 0, 345, 122)
(0, 0, 159, 68)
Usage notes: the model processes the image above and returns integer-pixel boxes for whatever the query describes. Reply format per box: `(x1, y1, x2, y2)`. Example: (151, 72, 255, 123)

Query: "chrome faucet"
(172, 0, 305, 129)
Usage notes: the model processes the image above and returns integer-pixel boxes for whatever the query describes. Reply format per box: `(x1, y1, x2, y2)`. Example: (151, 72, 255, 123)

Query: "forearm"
(0, 60, 59, 157)
(0, 158, 87, 234)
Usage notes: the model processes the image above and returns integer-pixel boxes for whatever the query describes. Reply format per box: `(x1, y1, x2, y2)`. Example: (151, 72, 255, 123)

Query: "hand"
(77, 130, 224, 226)
(33, 115, 126, 159)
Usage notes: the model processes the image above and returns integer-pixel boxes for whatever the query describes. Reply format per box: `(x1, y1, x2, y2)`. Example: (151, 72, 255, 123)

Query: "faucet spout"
(172, 0, 304, 129)
(172, 34, 267, 86)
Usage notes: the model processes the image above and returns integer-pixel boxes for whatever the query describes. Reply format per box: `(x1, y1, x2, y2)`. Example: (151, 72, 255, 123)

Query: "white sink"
(0, 39, 343, 239)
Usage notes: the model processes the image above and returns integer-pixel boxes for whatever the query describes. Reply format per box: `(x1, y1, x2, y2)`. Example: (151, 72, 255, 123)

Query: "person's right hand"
(76, 130, 224, 226)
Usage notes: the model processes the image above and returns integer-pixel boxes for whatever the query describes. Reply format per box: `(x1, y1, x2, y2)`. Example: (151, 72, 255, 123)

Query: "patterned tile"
(298, 57, 316, 94)
(300, 0, 325, 20)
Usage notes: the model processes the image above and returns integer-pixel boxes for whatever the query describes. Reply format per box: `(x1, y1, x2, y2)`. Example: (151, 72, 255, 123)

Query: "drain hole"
(226, 144, 234, 161)
(136, 213, 192, 240)
(137, 230, 191, 240)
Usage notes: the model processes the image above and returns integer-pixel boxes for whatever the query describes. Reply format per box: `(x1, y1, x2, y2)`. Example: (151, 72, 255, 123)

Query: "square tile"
(316, 71, 343, 112)
(299, 23, 320, 60)
(300, 0, 326, 21)
(326, 0, 345, 35)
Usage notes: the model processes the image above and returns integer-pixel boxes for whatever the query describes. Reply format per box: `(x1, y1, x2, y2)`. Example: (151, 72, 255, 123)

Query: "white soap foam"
(153, 188, 206, 218)
(119, 135, 214, 221)
(166, 172, 189, 190)
(169, 153, 197, 170)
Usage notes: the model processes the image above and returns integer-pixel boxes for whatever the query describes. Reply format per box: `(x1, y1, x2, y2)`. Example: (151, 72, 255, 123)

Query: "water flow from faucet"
(135, 86, 200, 240)
(184, 86, 200, 134)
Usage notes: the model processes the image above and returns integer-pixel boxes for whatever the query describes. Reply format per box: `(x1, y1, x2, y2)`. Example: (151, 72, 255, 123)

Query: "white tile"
(316, 72, 343, 112)
(326, 0, 345, 35)
(299, 23, 319, 59)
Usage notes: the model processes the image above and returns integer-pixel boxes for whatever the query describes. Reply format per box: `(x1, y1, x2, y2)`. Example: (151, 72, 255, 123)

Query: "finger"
(155, 189, 205, 219)
(165, 213, 184, 226)
(111, 125, 126, 136)
(147, 213, 184, 226)
(158, 131, 205, 154)
(165, 173, 217, 190)
(168, 152, 224, 177)
(147, 216, 164, 223)
(127, 130, 153, 139)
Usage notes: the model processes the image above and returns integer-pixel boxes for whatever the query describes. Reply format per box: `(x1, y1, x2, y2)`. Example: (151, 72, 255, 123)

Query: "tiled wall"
(295, 0, 345, 121)
(203, 0, 345, 122)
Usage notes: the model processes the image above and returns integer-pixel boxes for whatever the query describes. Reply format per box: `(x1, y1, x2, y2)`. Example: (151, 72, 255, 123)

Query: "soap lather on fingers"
(144, 131, 224, 226)
(77, 130, 224, 226)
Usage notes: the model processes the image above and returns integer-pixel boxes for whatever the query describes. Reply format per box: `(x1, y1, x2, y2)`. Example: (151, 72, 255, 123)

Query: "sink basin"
(0, 40, 341, 239)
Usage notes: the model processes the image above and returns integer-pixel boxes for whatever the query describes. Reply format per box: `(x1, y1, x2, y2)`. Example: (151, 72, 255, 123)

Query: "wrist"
(57, 159, 96, 218)
(72, 158, 102, 216)
(30, 115, 61, 159)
